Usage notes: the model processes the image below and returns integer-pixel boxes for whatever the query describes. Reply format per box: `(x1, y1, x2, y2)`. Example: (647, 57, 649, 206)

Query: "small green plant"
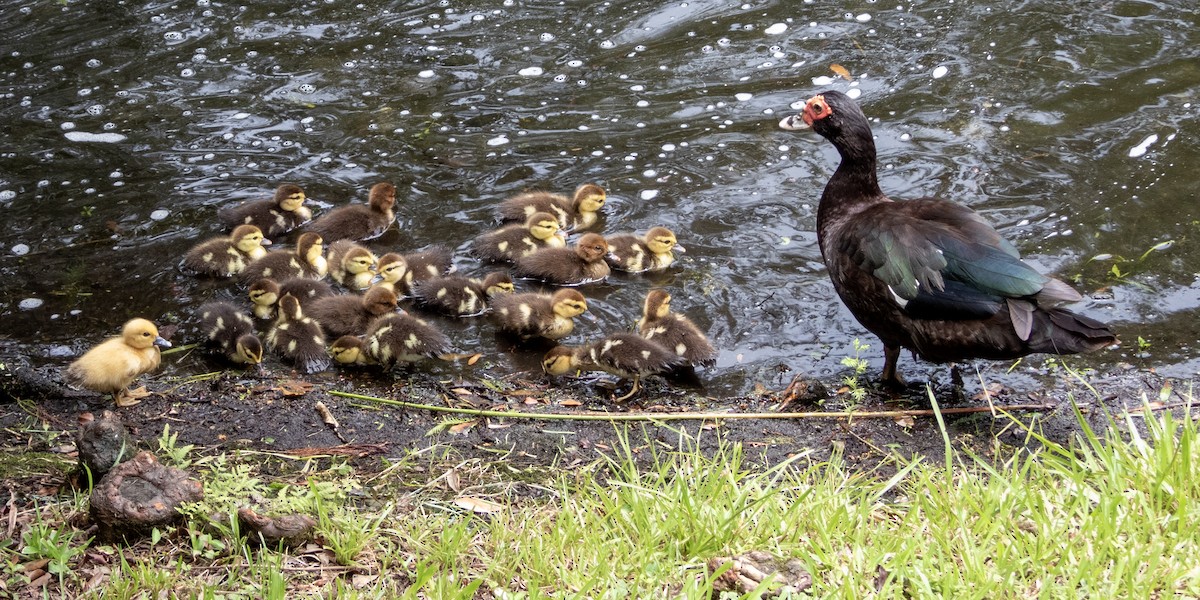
(21, 513, 89, 588)
(315, 485, 392, 567)
(158, 424, 194, 468)
(839, 338, 871, 405)
(1136, 336, 1151, 353)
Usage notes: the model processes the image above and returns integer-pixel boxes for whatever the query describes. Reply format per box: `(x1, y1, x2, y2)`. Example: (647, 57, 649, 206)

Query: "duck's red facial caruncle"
(802, 94, 832, 126)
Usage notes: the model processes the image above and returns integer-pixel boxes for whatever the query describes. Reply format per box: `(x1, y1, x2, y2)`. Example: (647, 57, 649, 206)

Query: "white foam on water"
(518, 66, 543, 76)
(64, 131, 127, 143)
(640, 190, 659, 200)
(1128, 134, 1158, 158)
(932, 65, 949, 79)
(764, 23, 787, 35)
(486, 135, 510, 146)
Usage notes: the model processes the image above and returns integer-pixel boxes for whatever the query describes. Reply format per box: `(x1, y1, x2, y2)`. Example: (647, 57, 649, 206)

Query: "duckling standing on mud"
(542, 332, 682, 401)
(329, 335, 373, 367)
(497, 183, 606, 232)
(491, 289, 589, 340)
(513, 233, 612, 286)
(181, 224, 270, 278)
(637, 289, 716, 367)
(198, 301, 264, 366)
(218, 183, 312, 237)
(266, 294, 330, 374)
(364, 312, 452, 369)
(65, 318, 172, 407)
(306, 182, 396, 242)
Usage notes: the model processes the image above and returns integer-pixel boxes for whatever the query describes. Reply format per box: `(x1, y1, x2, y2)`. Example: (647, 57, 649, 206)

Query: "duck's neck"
(818, 134, 885, 220)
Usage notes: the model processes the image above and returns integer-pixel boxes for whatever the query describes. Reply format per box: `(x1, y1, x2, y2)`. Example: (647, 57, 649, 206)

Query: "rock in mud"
(708, 550, 812, 596)
(74, 411, 137, 483)
(237, 507, 318, 548)
(88, 451, 204, 543)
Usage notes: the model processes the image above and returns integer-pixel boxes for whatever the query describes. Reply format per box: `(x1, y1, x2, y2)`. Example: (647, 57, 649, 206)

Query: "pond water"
(1, 0, 1197, 396)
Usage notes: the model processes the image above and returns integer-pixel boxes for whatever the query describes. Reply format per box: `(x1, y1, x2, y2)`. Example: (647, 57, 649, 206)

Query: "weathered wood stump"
(75, 411, 137, 483)
(89, 451, 204, 543)
(237, 507, 318, 549)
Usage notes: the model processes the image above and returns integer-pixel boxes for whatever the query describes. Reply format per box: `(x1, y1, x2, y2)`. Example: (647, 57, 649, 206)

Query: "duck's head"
(277, 294, 304, 322)
(122, 318, 171, 350)
(296, 232, 324, 263)
(329, 335, 368, 365)
(525, 211, 562, 241)
(373, 253, 408, 284)
(234, 334, 264, 365)
(275, 184, 307, 212)
(574, 233, 610, 263)
(231, 224, 270, 254)
(642, 289, 672, 321)
(249, 278, 281, 310)
(644, 227, 683, 255)
(551, 289, 589, 319)
(779, 90, 872, 148)
(482, 271, 515, 296)
(362, 286, 400, 315)
(369, 182, 397, 212)
(343, 247, 378, 275)
(572, 184, 606, 213)
(541, 345, 579, 376)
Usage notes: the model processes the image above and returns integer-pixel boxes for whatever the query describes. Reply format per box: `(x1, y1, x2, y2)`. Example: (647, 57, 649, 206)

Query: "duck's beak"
(778, 113, 809, 131)
(674, 244, 687, 254)
(154, 336, 172, 349)
(261, 238, 273, 246)
(370, 273, 383, 284)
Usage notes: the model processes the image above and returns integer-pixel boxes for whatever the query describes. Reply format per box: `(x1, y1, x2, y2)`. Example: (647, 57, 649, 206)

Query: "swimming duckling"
(392, 246, 454, 296)
(370, 253, 408, 295)
(65, 318, 171, 407)
(412, 271, 515, 317)
(306, 287, 400, 338)
(266, 295, 330, 373)
(542, 333, 683, 401)
(513, 233, 611, 285)
(365, 312, 452, 369)
(329, 335, 374, 367)
(491, 288, 589, 340)
(497, 183, 606, 231)
(327, 239, 378, 290)
(637, 289, 716, 367)
(239, 232, 327, 285)
(306, 182, 396, 242)
(472, 212, 565, 262)
(181, 224, 270, 278)
(606, 227, 684, 273)
(218, 183, 312, 237)
(247, 277, 335, 320)
(198, 301, 264, 366)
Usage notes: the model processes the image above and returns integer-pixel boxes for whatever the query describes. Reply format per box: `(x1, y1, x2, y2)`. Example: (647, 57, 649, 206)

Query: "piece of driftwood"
(237, 507, 318, 548)
(708, 551, 812, 596)
(88, 451, 204, 543)
(74, 411, 137, 483)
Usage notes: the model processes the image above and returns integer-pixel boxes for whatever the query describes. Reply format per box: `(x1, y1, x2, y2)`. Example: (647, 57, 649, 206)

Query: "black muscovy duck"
(780, 90, 1116, 386)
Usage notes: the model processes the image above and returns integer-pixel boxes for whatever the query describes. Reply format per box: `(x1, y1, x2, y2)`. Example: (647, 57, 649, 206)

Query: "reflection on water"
(1, 0, 1197, 395)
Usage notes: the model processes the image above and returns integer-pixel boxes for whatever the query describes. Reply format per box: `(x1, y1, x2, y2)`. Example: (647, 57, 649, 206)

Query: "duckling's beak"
(370, 273, 383, 285)
(778, 113, 809, 131)
(261, 238, 273, 246)
(606, 251, 620, 261)
(154, 336, 172, 349)
(674, 244, 687, 254)
(555, 230, 567, 240)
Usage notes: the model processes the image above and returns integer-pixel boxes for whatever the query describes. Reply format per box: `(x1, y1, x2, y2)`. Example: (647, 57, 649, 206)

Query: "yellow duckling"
(181, 224, 270, 278)
(370, 253, 408, 295)
(307, 182, 397, 242)
(265, 294, 330, 373)
(606, 227, 684, 273)
(239, 232, 327, 285)
(491, 288, 589, 340)
(472, 211, 565, 262)
(513, 232, 612, 285)
(542, 333, 683, 401)
(329, 335, 374, 367)
(306, 287, 400, 338)
(411, 271, 515, 317)
(497, 183, 606, 231)
(637, 289, 716, 367)
(65, 318, 171, 407)
(326, 239, 378, 290)
(364, 312, 452, 369)
(198, 301, 264, 366)
(247, 277, 334, 320)
(218, 183, 312, 237)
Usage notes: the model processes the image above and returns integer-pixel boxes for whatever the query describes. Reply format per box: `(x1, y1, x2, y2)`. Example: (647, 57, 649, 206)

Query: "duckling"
(181, 224, 270, 278)
(326, 239, 378, 290)
(306, 287, 400, 338)
(218, 183, 312, 237)
(265, 294, 330, 373)
(412, 271, 515, 317)
(637, 289, 716, 367)
(606, 227, 684, 273)
(491, 288, 589, 340)
(329, 335, 374, 367)
(247, 277, 334, 320)
(497, 183, 606, 231)
(365, 312, 452, 369)
(197, 301, 264, 366)
(306, 182, 396, 242)
(238, 232, 327, 285)
(542, 333, 683, 401)
(65, 318, 172, 407)
(392, 246, 454, 296)
(370, 253, 409, 295)
(513, 233, 611, 285)
(472, 212, 565, 262)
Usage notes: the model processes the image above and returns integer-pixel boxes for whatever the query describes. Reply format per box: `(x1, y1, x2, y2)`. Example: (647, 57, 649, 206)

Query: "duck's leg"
(614, 376, 642, 402)
(880, 345, 906, 389)
(115, 386, 150, 407)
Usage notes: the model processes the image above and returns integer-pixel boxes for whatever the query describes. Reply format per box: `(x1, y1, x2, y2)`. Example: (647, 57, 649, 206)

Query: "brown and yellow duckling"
(637, 289, 716, 367)
(65, 318, 171, 407)
(364, 312, 452, 369)
(606, 227, 684, 273)
(306, 182, 396, 242)
(497, 183, 606, 231)
(412, 271, 515, 317)
(265, 294, 330, 373)
(542, 332, 683, 401)
(472, 211, 565, 262)
(391, 246, 455, 296)
(306, 286, 400, 338)
(329, 335, 374, 367)
(181, 224, 270, 278)
(369, 253, 408, 295)
(198, 301, 264, 366)
(218, 183, 312, 237)
(238, 232, 327, 285)
(247, 277, 334, 320)
(491, 288, 589, 340)
(326, 239, 378, 290)
(513, 232, 612, 285)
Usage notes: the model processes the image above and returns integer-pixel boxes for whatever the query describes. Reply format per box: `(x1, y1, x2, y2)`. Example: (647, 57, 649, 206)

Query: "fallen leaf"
(276, 380, 313, 397)
(351, 574, 379, 589)
(314, 402, 339, 429)
(467, 353, 482, 366)
(449, 420, 478, 434)
(558, 399, 583, 407)
(454, 496, 504, 514)
(830, 63, 852, 80)
(450, 387, 473, 396)
(894, 415, 915, 428)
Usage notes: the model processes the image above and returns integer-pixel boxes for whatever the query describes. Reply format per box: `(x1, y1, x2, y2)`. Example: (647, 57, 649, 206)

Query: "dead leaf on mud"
(486, 419, 512, 429)
(449, 420, 478, 435)
(275, 380, 313, 397)
(893, 415, 915, 429)
(466, 353, 482, 366)
(558, 399, 582, 407)
(351, 574, 379, 589)
(454, 496, 503, 514)
(450, 387, 473, 396)
(971, 382, 1006, 401)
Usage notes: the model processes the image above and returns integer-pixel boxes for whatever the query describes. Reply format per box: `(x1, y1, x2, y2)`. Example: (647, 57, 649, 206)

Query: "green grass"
(3, 389, 1199, 597)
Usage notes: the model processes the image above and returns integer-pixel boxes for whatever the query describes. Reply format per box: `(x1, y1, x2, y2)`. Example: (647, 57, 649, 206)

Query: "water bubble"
(553, 74, 567, 82)
(18, 298, 43, 311)
(811, 75, 836, 85)
(487, 135, 510, 146)
(181, 68, 195, 77)
(539, 32, 556, 42)
(86, 105, 104, 116)
(344, 60, 357, 68)
(150, 209, 170, 221)
(643, 169, 657, 177)
(630, 84, 645, 91)
(846, 88, 862, 99)
(662, 143, 676, 152)
(164, 31, 184, 41)
(233, 112, 250, 119)
(86, 58, 101, 68)
(1128, 134, 1158, 158)
(567, 59, 583, 67)
(472, 14, 484, 21)
(856, 13, 872, 22)
(418, 70, 435, 78)
(518, 66, 543, 76)
(899, 133, 911, 141)
(735, 92, 753, 101)
(636, 100, 649, 107)
(576, 79, 587, 86)
(932, 65, 949, 79)
(11, 243, 30, 256)
(61, 121, 76, 130)
(599, 40, 615, 49)
(640, 190, 659, 200)
(764, 23, 788, 35)
(0, 190, 15, 203)
(64, 131, 127, 143)
(717, 38, 731, 46)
